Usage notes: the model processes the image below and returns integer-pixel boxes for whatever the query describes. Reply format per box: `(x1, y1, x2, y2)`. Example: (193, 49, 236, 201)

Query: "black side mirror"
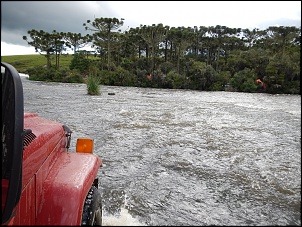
(1, 62, 24, 225)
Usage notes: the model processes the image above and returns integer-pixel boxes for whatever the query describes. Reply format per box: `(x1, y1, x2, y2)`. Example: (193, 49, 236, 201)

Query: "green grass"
(1, 54, 98, 73)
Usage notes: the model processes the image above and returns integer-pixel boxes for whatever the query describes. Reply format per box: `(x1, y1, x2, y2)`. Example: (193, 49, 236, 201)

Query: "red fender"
(35, 152, 102, 225)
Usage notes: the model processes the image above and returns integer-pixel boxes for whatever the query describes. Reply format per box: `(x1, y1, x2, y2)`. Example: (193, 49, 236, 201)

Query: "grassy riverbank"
(1, 54, 75, 73)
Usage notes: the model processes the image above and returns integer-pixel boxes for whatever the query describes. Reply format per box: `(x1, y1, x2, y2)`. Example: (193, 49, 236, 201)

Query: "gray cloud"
(1, 1, 301, 48)
(1, 1, 122, 46)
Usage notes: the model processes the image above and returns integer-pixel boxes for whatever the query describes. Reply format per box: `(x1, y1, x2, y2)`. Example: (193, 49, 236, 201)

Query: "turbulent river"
(20, 75, 301, 226)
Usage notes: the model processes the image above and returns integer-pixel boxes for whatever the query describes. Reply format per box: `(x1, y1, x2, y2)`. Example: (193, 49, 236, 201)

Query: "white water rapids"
(21, 76, 301, 226)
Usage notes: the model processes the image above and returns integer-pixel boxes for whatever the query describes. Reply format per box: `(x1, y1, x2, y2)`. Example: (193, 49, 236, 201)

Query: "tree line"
(23, 17, 301, 94)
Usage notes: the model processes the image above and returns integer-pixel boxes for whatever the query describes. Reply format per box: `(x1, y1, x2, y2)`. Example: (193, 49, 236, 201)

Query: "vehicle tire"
(81, 186, 102, 226)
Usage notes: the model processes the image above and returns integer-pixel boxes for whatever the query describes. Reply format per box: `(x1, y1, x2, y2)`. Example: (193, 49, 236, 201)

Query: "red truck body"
(1, 62, 103, 225)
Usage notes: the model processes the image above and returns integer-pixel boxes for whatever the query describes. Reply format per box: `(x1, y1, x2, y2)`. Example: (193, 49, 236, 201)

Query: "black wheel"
(81, 186, 102, 226)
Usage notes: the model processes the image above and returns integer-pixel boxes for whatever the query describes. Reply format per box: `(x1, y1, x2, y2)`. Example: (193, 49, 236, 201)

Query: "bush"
(70, 53, 90, 74)
(26, 66, 56, 81)
(210, 71, 231, 91)
(159, 61, 175, 75)
(26, 66, 84, 83)
(86, 65, 101, 95)
(186, 61, 217, 90)
(231, 68, 258, 92)
(86, 75, 101, 95)
(114, 66, 136, 86)
(166, 70, 187, 89)
(61, 69, 84, 83)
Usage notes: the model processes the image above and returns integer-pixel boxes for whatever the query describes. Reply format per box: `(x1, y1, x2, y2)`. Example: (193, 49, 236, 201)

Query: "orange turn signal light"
(76, 138, 94, 153)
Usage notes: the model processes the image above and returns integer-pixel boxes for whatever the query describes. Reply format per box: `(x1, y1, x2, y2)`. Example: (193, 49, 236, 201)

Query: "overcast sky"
(1, 1, 301, 56)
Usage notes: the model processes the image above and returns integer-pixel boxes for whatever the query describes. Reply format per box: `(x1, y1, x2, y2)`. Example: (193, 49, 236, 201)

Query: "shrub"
(113, 66, 136, 86)
(86, 75, 101, 95)
(166, 70, 187, 89)
(26, 66, 56, 81)
(159, 61, 175, 75)
(230, 68, 258, 92)
(70, 53, 90, 74)
(26, 66, 84, 83)
(61, 69, 84, 83)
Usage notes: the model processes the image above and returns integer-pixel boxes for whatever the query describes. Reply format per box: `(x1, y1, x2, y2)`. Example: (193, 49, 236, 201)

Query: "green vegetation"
(86, 75, 101, 95)
(86, 64, 101, 95)
(1, 18, 301, 94)
(1, 54, 58, 73)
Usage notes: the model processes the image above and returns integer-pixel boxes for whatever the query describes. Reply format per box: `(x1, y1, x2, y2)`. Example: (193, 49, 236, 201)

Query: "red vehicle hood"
(22, 112, 67, 188)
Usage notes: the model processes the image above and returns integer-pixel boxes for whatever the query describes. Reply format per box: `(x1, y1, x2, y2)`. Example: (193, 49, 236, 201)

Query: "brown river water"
(20, 75, 301, 226)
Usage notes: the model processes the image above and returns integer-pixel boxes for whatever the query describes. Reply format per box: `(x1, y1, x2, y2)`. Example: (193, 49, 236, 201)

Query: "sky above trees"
(1, 1, 301, 56)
